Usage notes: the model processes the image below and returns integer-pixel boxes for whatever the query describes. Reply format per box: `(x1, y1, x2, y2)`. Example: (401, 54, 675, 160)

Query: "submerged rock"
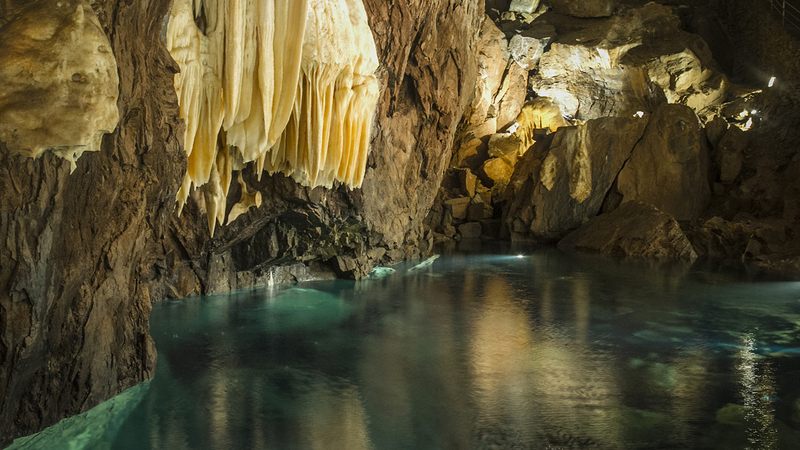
(558, 201, 697, 260)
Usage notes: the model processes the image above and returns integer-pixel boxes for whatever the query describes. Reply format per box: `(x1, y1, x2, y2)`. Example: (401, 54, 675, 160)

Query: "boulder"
(705, 116, 728, 149)
(445, 197, 472, 221)
(481, 157, 515, 188)
(517, 97, 568, 133)
(461, 16, 508, 138)
(529, 3, 739, 121)
(529, 6, 674, 121)
(617, 103, 711, 221)
(509, 0, 540, 14)
(548, 0, 615, 18)
(558, 201, 697, 260)
(459, 222, 483, 239)
(485, 98, 567, 167)
(460, 169, 478, 197)
(488, 132, 525, 163)
(467, 201, 486, 222)
(687, 216, 790, 262)
(508, 33, 545, 70)
(503, 116, 648, 241)
(494, 61, 529, 130)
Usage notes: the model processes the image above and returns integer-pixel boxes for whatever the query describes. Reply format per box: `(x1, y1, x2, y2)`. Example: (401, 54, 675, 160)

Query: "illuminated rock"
(503, 116, 648, 241)
(508, 33, 545, 70)
(530, 9, 660, 120)
(166, 0, 379, 235)
(617, 103, 710, 221)
(509, 0, 540, 14)
(0, 0, 119, 171)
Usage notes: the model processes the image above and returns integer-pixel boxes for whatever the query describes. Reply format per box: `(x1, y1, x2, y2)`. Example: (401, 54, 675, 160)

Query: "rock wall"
(0, 0, 183, 444)
(0, 0, 483, 444)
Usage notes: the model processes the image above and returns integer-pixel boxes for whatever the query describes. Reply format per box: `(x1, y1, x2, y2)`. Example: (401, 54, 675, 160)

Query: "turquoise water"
(9, 250, 800, 449)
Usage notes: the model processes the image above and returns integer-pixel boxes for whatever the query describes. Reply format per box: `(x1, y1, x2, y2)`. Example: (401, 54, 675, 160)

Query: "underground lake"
(7, 249, 800, 449)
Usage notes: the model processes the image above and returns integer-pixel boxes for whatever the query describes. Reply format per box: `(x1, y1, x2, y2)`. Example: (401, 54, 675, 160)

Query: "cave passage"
(7, 250, 800, 449)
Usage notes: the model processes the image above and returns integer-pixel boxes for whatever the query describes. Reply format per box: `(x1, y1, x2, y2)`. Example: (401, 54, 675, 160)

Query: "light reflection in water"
(736, 333, 779, 449)
(10, 251, 800, 450)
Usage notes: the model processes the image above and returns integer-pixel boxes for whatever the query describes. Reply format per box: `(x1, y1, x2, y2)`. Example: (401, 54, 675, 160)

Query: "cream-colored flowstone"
(167, 0, 379, 235)
(0, 0, 120, 171)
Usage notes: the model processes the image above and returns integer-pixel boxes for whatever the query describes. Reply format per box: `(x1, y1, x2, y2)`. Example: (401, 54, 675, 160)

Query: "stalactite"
(166, 0, 379, 234)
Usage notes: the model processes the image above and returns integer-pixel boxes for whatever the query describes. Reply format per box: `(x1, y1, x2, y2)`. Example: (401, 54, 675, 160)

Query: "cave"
(2, 0, 800, 448)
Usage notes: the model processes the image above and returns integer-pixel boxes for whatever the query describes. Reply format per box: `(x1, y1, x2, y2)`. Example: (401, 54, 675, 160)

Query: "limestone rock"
(494, 61, 529, 130)
(467, 201, 486, 222)
(0, 0, 119, 168)
(687, 216, 755, 259)
(445, 197, 472, 221)
(486, 97, 567, 169)
(617, 103, 711, 221)
(637, 46, 729, 120)
(459, 221, 483, 238)
(359, 0, 483, 250)
(460, 169, 478, 197)
(548, 0, 615, 18)
(481, 157, 515, 188)
(509, 0, 540, 14)
(530, 3, 734, 121)
(509, 33, 545, 69)
(503, 116, 648, 241)
(705, 116, 729, 149)
(687, 217, 791, 262)
(531, 29, 658, 120)
(517, 97, 568, 133)
(488, 132, 525, 162)
(1, 0, 486, 445)
(716, 126, 748, 183)
(0, 0, 181, 444)
(461, 16, 508, 139)
(558, 201, 697, 260)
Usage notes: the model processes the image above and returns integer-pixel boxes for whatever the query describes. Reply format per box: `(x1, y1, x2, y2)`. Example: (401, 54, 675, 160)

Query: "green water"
(9, 250, 800, 449)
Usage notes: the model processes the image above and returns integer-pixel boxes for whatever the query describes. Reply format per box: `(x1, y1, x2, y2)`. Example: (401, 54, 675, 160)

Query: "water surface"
(10, 250, 800, 449)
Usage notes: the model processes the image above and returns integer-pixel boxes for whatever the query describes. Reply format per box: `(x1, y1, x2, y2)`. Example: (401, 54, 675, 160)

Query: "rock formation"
(0, 0, 483, 445)
(502, 116, 647, 241)
(558, 201, 697, 260)
(617, 103, 711, 221)
(2, 0, 800, 445)
(0, 0, 119, 170)
(0, 0, 181, 444)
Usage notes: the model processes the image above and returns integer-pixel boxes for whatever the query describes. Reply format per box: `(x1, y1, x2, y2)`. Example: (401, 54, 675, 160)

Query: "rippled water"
(9, 250, 800, 449)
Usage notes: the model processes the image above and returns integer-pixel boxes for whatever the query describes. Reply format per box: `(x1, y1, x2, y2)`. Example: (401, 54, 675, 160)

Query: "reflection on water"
(10, 250, 800, 449)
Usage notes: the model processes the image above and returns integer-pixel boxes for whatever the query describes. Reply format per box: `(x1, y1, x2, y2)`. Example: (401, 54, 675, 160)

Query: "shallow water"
(10, 250, 800, 449)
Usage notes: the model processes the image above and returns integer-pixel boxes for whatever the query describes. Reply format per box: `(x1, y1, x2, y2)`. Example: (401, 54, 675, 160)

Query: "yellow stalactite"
(166, 0, 378, 234)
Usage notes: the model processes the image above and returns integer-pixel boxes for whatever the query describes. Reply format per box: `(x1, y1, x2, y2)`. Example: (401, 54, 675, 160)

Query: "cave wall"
(0, 0, 484, 445)
(0, 0, 184, 444)
(156, 0, 484, 293)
